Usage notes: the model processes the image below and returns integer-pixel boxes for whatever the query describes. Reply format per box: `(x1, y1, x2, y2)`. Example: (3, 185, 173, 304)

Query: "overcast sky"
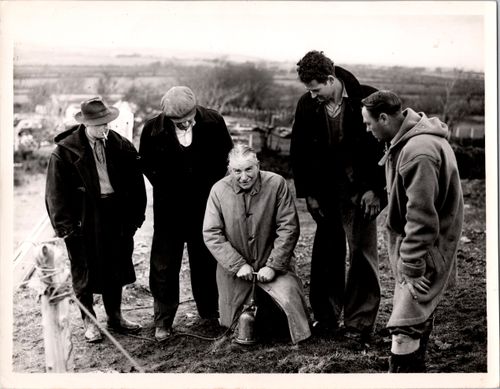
(2, 1, 495, 71)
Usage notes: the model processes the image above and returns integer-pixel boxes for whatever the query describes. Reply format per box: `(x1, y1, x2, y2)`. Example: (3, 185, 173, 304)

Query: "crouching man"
(203, 144, 311, 344)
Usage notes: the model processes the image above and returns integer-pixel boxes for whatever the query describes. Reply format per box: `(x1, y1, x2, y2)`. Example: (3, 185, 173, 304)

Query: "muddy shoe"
(84, 322, 103, 343)
(107, 316, 142, 333)
(155, 326, 173, 342)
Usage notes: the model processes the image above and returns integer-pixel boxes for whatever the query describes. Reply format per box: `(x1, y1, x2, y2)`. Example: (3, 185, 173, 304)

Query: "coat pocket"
(425, 246, 446, 280)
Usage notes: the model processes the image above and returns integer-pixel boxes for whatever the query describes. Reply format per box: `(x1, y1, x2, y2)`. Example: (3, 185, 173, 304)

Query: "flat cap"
(161, 86, 197, 122)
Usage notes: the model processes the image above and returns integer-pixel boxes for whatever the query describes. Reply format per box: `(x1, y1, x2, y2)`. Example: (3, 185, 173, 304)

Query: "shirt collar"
(85, 128, 106, 146)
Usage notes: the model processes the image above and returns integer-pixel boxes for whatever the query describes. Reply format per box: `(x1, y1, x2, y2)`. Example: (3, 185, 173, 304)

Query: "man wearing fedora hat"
(139, 86, 233, 341)
(46, 97, 147, 343)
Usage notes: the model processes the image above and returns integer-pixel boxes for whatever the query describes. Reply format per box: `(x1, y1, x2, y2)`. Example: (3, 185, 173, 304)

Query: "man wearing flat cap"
(45, 97, 147, 343)
(139, 86, 233, 341)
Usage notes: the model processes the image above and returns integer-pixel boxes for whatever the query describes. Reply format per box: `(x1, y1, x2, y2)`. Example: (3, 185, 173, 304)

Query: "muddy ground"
(12, 176, 487, 374)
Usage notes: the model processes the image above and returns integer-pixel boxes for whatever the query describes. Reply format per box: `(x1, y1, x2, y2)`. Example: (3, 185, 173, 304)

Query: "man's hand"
(236, 264, 254, 281)
(306, 196, 324, 221)
(257, 266, 276, 283)
(360, 190, 381, 220)
(402, 274, 431, 299)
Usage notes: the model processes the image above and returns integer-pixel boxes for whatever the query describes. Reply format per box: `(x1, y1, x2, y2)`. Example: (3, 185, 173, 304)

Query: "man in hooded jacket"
(361, 90, 464, 372)
(45, 97, 147, 343)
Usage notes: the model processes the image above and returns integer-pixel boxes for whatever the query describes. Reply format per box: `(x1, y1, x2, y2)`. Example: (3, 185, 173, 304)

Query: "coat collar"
(55, 124, 127, 158)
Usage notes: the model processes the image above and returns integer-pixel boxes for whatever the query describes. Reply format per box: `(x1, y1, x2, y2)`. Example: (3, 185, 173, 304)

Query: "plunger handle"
(249, 272, 257, 304)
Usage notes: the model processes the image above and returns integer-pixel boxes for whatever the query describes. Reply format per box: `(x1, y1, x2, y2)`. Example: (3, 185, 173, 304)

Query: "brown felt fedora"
(75, 97, 119, 125)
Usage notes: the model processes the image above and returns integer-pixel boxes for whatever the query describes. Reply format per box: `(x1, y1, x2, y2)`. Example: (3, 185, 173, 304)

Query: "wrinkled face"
(304, 77, 335, 102)
(362, 107, 391, 142)
(86, 124, 109, 139)
(229, 156, 260, 191)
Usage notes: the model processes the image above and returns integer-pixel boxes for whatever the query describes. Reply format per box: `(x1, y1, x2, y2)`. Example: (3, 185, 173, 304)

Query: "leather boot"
(104, 288, 142, 333)
(388, 350, 426, 373)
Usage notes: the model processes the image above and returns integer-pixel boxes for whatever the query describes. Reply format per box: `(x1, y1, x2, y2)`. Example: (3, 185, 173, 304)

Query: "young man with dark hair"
(291, 50, 386, 341)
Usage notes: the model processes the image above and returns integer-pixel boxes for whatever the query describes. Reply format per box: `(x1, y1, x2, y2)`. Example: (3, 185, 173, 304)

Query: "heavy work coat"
(203, 171, 311, 344)
(45, 126, 147, 293)
(290, 67, 385, 204)
(139, 106, 233, 231)
(381, 108, 464, 328)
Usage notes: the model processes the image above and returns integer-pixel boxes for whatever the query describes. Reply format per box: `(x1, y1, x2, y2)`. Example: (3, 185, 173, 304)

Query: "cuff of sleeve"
(398, 258, 425, 278)
(265, 259, 287, 273)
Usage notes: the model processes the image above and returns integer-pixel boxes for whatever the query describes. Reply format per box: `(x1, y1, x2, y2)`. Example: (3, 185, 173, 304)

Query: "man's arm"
(203, 187, 248, 275)
(399, 155, 441, 281)
(45, 153, 79, 238)
(138, 119, 158, 186)
(265, 178, 300, 272)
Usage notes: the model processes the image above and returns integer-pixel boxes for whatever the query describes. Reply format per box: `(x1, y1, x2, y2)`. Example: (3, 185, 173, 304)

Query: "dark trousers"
(76, 287, 123, 321)
(309, 202, 381, 332)
(149, 226, 219, 328)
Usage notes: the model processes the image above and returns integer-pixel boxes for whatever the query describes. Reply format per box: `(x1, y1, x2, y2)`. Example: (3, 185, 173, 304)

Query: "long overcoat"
(381, 108, 464, 327)
(203, 171, 311, 344)
(45, 125, 146, 293)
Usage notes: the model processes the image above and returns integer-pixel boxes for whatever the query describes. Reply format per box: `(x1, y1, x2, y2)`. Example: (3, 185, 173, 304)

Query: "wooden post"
(37, 244, 74, 372)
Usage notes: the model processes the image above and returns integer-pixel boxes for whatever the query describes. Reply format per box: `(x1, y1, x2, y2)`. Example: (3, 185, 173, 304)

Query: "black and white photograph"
(0, 1, 498, 389)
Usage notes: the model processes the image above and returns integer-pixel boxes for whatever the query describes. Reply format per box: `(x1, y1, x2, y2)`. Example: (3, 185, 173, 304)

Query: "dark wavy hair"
(296, 50, 335, 84)
(361, 90, 402, 119)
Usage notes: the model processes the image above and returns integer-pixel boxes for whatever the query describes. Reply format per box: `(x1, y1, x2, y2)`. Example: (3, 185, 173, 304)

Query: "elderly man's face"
(229, 156, 260, 191)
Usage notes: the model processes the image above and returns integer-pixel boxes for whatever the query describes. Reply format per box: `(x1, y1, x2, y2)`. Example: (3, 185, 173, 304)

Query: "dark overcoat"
(45, 126, 147, 293)
(139, 106, 233, 231)
(290, 66, 386, 204)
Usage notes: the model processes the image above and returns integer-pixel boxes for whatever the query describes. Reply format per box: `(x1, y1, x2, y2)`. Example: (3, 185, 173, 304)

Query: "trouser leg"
(342, 208, 381, 332)
(75, 288, 96, 321)
(186, 233, 219, 319)
(102, 286, 122, 321)
(309, 211, 346, 327)
(149, 230, 185, 328)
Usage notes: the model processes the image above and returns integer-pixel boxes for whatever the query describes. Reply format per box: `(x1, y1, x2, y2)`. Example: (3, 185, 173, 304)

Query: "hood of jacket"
(379, 108, 449, 165)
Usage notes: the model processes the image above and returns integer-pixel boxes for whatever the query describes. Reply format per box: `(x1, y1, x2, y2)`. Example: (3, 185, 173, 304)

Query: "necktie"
(94, 139, 106, 164)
